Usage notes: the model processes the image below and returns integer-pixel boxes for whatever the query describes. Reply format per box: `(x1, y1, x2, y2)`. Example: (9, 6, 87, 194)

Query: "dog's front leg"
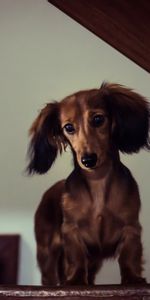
(62, 221, 88, 285)
(118, 225, 146, 284)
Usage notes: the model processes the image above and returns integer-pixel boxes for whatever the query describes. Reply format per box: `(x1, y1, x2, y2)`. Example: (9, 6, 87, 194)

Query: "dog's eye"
(91, 114, 105, 127)
(64, 123, 75, 134)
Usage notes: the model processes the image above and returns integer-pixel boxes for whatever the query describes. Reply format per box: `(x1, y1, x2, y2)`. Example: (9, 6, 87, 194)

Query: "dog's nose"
(81, 153, 97, 168)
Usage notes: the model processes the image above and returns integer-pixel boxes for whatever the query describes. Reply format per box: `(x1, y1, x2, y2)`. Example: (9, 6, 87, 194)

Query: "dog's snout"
(81, 153, 97, 168)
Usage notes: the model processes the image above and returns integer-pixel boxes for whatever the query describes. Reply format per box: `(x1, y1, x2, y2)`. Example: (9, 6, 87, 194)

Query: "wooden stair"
(0, 285, 150, 299)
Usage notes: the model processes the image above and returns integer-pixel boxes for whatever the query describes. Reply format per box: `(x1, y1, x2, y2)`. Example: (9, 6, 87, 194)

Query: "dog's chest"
(82, 183, 106, 244)
(89, 180, 106, 218)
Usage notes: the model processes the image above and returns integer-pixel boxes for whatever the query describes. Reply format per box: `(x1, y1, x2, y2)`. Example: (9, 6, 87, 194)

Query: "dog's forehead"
(60, 89, 105, 121)
(60, 94, 80, 122)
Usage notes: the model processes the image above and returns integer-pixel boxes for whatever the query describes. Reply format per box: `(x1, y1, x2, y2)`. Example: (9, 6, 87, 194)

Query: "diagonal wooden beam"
(48, 0, 150, 73)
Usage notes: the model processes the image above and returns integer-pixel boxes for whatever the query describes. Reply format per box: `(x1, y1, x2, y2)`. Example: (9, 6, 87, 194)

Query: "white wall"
(0, 0, 149, 285)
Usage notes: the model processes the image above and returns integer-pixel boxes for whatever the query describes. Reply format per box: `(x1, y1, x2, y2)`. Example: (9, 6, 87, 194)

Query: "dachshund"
(27, 82, 150, 285)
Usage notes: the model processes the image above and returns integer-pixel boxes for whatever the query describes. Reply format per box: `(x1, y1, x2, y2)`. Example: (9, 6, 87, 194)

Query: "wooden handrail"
(48, 0, 150, 73)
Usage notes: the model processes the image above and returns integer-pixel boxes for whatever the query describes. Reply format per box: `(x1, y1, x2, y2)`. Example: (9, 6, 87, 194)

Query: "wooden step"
(0, 284, 150, 300)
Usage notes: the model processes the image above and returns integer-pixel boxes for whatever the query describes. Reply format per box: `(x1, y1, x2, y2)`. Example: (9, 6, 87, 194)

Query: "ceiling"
(48, 0, 150, 73)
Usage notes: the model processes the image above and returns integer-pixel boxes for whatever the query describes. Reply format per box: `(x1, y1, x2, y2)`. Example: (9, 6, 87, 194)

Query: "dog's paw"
(121, 276, 147, 285)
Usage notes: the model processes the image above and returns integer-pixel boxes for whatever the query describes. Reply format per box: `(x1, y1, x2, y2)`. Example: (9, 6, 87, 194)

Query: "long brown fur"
(28, 83, 149, 285)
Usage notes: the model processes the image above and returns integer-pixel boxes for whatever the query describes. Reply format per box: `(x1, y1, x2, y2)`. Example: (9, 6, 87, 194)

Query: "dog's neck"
(81, 160, 113, 181)
(79, 160, 114, 223)
(80, 155, 121, 205)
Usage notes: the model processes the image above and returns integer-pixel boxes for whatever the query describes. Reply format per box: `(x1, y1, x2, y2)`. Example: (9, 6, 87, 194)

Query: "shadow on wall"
(19, 237, 36, 285)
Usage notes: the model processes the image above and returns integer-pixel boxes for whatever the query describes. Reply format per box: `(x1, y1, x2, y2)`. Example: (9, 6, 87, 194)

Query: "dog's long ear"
(101, 82, 150, 153)
(27, 102, 65, 174)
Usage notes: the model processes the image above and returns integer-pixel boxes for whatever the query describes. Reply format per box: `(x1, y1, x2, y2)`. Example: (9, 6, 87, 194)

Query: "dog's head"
(27, 83, 150, 174)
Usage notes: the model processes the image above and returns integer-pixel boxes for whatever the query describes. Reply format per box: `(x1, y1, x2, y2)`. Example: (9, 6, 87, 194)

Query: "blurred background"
(0, 0, 149, 285)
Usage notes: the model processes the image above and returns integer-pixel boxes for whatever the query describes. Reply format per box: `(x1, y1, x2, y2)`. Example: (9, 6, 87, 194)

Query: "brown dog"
(28, 83, 149, 285)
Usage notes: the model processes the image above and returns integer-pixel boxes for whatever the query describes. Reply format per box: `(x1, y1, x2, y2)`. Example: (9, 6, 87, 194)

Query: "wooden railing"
(0, 235, 20, 284)
(48, 0, 150, 73)
(0, 285, 150, 300)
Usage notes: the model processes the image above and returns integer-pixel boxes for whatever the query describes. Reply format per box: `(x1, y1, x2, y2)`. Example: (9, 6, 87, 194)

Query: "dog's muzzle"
(81, 153, 97, 168)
